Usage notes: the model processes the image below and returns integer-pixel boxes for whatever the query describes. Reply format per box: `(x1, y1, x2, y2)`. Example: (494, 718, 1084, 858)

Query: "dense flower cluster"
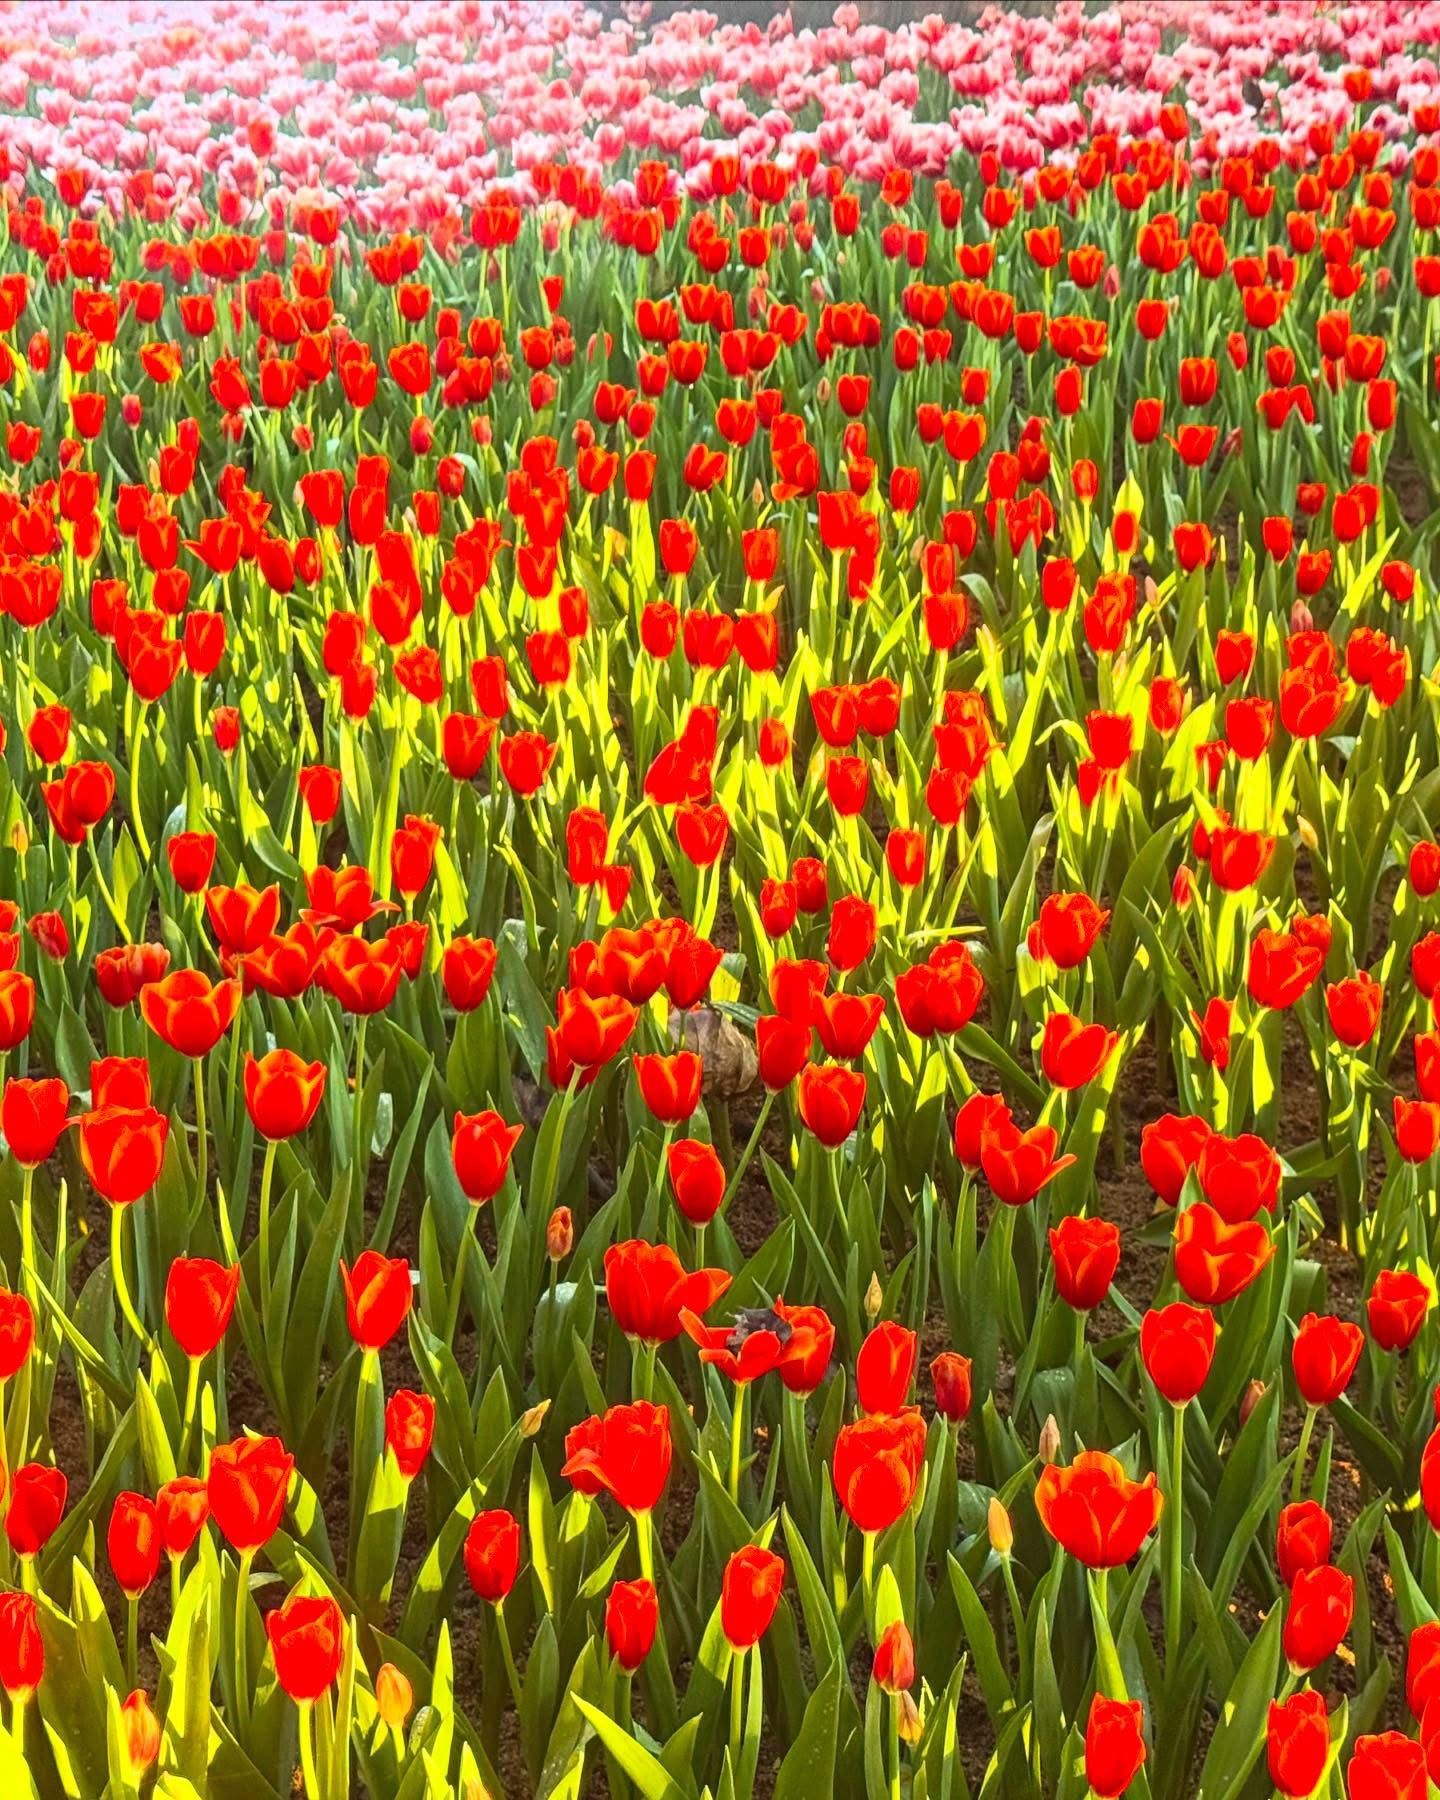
(0, 4, 1437, 1798)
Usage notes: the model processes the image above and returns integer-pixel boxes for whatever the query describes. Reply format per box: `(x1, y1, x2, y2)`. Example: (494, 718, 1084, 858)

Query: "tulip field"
(8, 0, 1440, 1794)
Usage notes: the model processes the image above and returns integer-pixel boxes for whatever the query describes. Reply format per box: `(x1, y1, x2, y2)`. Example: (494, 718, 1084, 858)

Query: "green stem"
(636, 1508, 655, 1585)
(718, 1093, 774, 1213)
(19, 1166, 34, 1305)
(351, 1016, 369, 1210)
(862, 1530, 877, 1630)
(889, 1693, 902, 1800)
(1165, 1401, 1186, 1672)
(110, 1205, 152, 1352)
(126, 1595, 138, 1689)
(445, 1207, 476, 1346)
(298, 1700, 323, 1800)
(729, 1646, 745, 1772)
(128, 700, 153, 862)
(494, 1602, 524, 1712)
(729, 1383, 747, 1504)
(257, 1140, 278, 1319)
(1290, 1404, 1317, 1505)
(181, 1357, 201, 1463)
(234, 1549, 254, 1739)
(193, 1059, 208, 1211)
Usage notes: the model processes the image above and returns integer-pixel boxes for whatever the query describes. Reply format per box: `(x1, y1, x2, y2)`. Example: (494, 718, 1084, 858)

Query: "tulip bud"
(1290, 599, 1314, 634)
(1239, 1379, 1267, 1428)
(863, 1271, 884, 1322)
(896, 1692, 923, 1745)
(376, 1663, 413, 1731)
(521, 1400, 551, 1437)
(872, 1621, 915, 1694)
(120, 1690, 161, 1776)
(1296, 816, 1319, 852)
(1038, 1415, 1061, 1464)
(988, 1496, 1014, 1557)
(547, 1206, 573, 1261)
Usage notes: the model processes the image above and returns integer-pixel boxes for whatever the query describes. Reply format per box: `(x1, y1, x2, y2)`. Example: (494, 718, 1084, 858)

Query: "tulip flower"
(1034, 1451, 1161, 1570)
(1084, 1694, 1146, 1797)
(605, 1578, 659, 1671)
(265, 1592, 345, 1701)
(1283, 1564, 1354, 1672)
(1267, 1690, 1331, 1797)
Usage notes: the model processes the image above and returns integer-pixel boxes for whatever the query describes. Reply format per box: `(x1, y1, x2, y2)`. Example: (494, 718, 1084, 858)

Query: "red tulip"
(1292, 1312, 1364, 1406)
(0, 1288, 35, 1380)
(603, 1239, 730, 1345)
(165, 1258, 241, 1358)
(266, 1593, 345, 1702)
(720, 1545, 785, 1649)
(451, 1109, 523, 1202)
(1368, 1270, 1430, 1351)
(340, 1251, 413, 1351)
(1140, 1303, 1217, 1404)
(1, 1076, 69, 1166)
(1034, 1451, 1161, 1568)
(1276, 1500, 1333, 1587)
(666, 1138, 727, 1224)
(797, 1062, 866, 1146)
(832, 1411, 927, 1533)
(1049, 1214, 1121, 1310)
(561, 1401, 672, 1514)
(872, 1620, 915, 1694)
(1267, 1690, 1331, 1798)
(108, 1491, 161, 1597)
(77, 1106, 169, 1205)
(1084, 1694, 1146, 1798)
(1283, 1563, 1354, 1671)
(385, 1390, 436, 1481)
(930, 1351, 973, 1422)
(1040, 1012, 1117, 1088)
(606, 1578, 658, 1671)
(463, 1509, 520, 1603)
(243, 1049, 326, 1139)
(207, 1435, 294, 1552)
(140, 969, 242, 1057)
(633, 1051, 703, 1123)
(855, 1320, 917, 1414)
(1173, 1203, 1274, 1305)
(0, 1592, 42, 1697)
(156, 1477, 210, 1558)
(5, 1462, 67, 1557)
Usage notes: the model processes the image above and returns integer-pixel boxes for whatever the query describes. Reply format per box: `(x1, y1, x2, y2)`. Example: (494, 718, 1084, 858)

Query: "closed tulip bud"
(120, 1690, 161, 1775)
(547, 1206, 573, 1261)
(872, 1620, 914, 1693)
(606, 1577, 659, 1671)
(930, 1351, 972, 1422)
(266, 1593, 345, 1702)
(1283, 1563, 1354, 1671)
(1239, 1379, 1267, 1427)
(1038, 1414, 1061, 1464)
(1267, 1690, 1330, 1798)
(864, 1271, 884, 1323)
(375, 1663, 413, 1731)
(521, 1400, 551, 1437)
(0, 1592, 43, 1697)
(897, 1691, 923, 1745)
(720, 1546, 785, 1650)
(988, 1496, 1013, 1556)
(384, 1390, 436, 1481)
(464, 1510, 520, 1603)
(1292, 1312, 1364, 1405)
(1084, 1695, 1147, 1798)
(108, 1491, 161, 1597)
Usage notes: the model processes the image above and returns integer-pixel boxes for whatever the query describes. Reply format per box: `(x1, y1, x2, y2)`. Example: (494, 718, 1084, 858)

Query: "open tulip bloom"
(0, 5, 1439, 1798)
